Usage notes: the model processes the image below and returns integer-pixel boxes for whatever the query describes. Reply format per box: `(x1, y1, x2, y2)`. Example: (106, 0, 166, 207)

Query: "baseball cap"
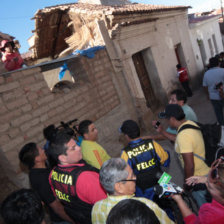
(119, 120, 140, 137)
(158, 104, 185, 120)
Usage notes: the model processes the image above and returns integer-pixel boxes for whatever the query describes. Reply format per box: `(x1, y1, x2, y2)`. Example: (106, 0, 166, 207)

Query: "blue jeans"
(191, 189, 208, 207)
(211, 100, 224, 125)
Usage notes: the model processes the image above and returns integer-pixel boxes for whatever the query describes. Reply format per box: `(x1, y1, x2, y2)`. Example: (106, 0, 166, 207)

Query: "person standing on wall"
(176, 64, 193, 97)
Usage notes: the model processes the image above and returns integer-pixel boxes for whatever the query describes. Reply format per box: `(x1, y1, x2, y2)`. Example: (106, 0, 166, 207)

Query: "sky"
(0, 0, 221, 53)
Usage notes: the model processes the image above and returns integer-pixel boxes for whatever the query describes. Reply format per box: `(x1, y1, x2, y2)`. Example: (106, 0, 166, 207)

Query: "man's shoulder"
(182, 104, 197, 121)
(30, 168, 50, 180)
(133, 197, 158, 208)
(93, 197, 108, 208)
(82, 140, 104, 149)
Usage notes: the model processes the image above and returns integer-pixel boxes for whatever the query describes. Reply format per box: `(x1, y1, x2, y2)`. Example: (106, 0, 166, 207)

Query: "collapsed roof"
(30, 3, 189, 59)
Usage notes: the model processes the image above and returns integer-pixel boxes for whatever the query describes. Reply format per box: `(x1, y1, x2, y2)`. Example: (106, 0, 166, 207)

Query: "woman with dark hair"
(106, 199, 160, 224)
(172, 157, 224, 224)
(0, 39, 24, 71)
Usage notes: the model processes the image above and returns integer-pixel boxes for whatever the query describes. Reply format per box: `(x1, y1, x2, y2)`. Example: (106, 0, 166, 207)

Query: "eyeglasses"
(209, 157, 224, 185)
(118, 179, 137, 182)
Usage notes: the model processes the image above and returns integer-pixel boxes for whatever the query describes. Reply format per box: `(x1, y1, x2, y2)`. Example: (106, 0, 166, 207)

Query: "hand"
(152, 120, 163, 133)
(152, 120, 157, 127)
(171, 194, 182, 202)
(185, 176, 207, 186)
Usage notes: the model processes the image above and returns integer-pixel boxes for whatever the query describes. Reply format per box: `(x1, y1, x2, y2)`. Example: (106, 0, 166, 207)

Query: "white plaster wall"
(114, 11, 198, 96)
(189, 17, 224, 71)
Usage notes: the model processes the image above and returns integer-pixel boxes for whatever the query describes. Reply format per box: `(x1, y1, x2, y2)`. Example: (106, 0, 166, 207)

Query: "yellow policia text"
(127, 142, 154, 159)
(51, 171, 73, 185)
(55, 189, 70, 202)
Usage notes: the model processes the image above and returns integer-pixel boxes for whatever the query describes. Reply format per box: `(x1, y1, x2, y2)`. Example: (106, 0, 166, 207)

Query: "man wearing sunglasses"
(172, 157, 224, 224)
(92, 158, 174, 224)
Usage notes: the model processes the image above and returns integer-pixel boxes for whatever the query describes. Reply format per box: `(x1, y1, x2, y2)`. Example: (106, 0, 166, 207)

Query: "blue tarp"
(74, 46, 105, 58)
(58, 46, 105, 80)
(58, 62, 69, 81)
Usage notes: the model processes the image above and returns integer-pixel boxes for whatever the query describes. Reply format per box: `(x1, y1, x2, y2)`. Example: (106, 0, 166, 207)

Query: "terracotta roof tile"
(37, 3, 189, 16)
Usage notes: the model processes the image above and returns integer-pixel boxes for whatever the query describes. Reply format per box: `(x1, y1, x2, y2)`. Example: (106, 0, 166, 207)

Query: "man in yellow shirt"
(159, 104, 210, 207)
(78, 120, 110, 169)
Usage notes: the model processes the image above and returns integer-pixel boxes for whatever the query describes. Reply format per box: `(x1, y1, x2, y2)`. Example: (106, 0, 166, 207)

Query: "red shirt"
(2, 51, 24, 71)
(177, 67, 189, 83)
(184, 199, 224, 224)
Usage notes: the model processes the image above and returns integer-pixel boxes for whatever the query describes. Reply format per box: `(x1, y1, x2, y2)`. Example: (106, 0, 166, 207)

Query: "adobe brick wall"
(0, 49, 137, 187)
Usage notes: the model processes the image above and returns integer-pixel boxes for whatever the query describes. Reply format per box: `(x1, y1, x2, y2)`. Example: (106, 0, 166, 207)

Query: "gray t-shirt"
(203, 67, 224, 100)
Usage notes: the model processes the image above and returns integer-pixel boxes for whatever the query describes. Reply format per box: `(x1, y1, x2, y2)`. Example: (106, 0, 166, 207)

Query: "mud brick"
(6, 97, 28, 110)
(1, 136, 24, 152)
(0, 76, 5, 84)
(0, 109, 22, 124)
(21, 104, 32, 113)
(0, 81, 19, 93)
(8, 128, 20, 138)
(32, 105, 49, 117)
(40, 114, 48, 122)
(20, 76, 36, 85)
(0, 134, 10, 145)
(37, 95, 54, 106)
(26, 125, 44, 138)
(11, 114, 32, 127)
(0, 123, 10, 133)
(22, 67, 41, 76)
(27, 92, 38, 101)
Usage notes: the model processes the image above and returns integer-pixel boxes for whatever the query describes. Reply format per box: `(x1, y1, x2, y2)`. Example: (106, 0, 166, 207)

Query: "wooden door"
(132, 52, 158, 109)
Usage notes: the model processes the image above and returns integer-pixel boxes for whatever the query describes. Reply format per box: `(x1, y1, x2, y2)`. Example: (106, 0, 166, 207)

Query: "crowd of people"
(2, 55, 224, 224)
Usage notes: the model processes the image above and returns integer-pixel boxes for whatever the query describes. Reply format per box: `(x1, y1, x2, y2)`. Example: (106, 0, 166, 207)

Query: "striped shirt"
(91, 194, 174, 224)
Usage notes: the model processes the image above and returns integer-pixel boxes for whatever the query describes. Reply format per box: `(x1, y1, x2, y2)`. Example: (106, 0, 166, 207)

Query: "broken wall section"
(0, 49, 135, 187)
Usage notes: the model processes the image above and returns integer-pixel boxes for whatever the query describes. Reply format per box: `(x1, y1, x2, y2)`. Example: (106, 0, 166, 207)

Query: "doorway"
(174, 43, 186, 67)
(132, 51, 160, 110)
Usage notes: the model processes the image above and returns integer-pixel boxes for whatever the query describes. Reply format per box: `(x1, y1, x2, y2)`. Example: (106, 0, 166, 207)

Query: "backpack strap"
(177, 124, 206, 162)
(178, 124, 201, 134)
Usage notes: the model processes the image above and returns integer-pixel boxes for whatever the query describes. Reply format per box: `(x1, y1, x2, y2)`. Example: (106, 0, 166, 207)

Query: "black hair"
(220, 52, 224, 57)
(1, 188, 44, 224)
(126, 128, 140, 139)
(0, 41, 15, 52)
(171, 89, 187, 104)
(174, 113, 185, 121)
(120, 120, 140, 139)
(106, 199, 160, 224)
(176, 64, 181, 69)
(19, 143, 39, 170)
(78, 120, 93, 137)
(48, 130, 72, 163)
(209, 57, 219, 68)
(43, 124, 57, 142)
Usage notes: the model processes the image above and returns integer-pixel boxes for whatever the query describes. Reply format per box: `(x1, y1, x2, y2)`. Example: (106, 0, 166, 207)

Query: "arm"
(142, 134, 166, 141)
(186, 176, 207, 186)
(153, 121, 176, 142)
(203, 86, 209, 100)
(159, 129, 176, 142)
(50, 199, 76, 224)
(182, 152, 194, 179)
(153, 141, 170, 167)
(76, 171, 106, 204)
(143, 121, 176, 142)
(171, 194, 193, 218)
